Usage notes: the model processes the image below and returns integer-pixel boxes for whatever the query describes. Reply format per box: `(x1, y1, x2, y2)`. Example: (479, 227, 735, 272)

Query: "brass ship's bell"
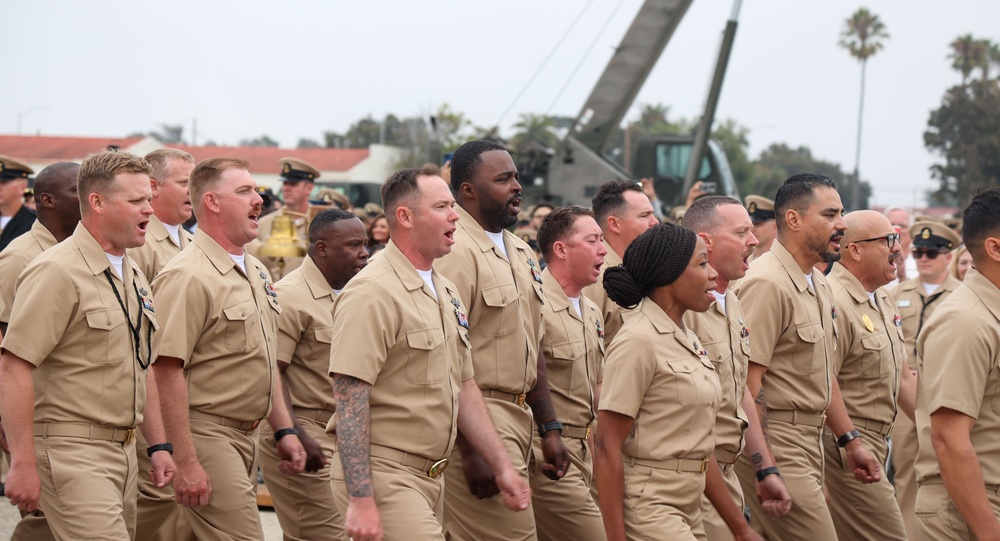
(258, 211, 307, 278)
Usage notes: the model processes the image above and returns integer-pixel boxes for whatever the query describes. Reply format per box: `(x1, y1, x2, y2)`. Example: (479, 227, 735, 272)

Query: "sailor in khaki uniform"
(0, 162, 80, 541)
(436, 141, 569, 541)
(328, 166, 530, 541)
(583, 179, 659, 345)
(248, 157, 319, 279)
(744, 195, 776, 261)
(732, 174, 879, 541)
(682, 196, 791, 540)
(0, 155, 36, 252)
(529, 207, 608, 541)
(824, 210, 916, 541)
(259, 208, 368, 540)
(914, 188, 1000, 540)
(595, 223, 722, 541)
(0, 151, 174, 541)
(152, 157, 305, 540)
(888, 220, 962, 541)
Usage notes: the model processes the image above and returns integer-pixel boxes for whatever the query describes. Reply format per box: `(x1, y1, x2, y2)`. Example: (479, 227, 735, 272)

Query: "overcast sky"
(2, 0, 996, 207)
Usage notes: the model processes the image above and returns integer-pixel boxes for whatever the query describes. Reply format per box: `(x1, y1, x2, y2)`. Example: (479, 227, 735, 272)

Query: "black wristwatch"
(147, 442, 174, 457)
(538, 420, 563, 438)
(837, 429, 862, 448)
(756, 466, 781, 482)
(274, 427, 300, 442)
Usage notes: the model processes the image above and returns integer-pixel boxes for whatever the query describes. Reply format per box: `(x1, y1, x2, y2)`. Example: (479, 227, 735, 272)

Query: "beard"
(482, 195, 518, 230)
(809, 232, 843, 263)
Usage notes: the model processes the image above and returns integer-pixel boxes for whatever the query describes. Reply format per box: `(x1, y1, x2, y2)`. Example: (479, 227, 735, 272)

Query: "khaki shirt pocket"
(667, 357, 715, 407)
(702, 338, 730, 372)
(314, 326, 334, 344)
(405, 328, 447, 385)
(860, 333, 891, 379)
(477, 283, 518, 338)
(547, 340, 585, 391)
(223, 300, 261, 352)
(792, 322, 825, 374)
(85, 308, 127, 364)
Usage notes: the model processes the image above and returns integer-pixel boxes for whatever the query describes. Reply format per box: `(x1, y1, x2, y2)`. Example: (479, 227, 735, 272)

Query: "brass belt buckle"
(515, 394, 526, 407)
(250, 420, 261, 431)
(428, 458, 449, 478)
(123, 429, 136, 445)
(585, 425, 592, 440)
(699, 457, 709, 473)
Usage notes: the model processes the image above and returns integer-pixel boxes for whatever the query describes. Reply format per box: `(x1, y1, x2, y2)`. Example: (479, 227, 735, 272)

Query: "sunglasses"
(913, 248, 943, 260)
(855, 232, 900, 250)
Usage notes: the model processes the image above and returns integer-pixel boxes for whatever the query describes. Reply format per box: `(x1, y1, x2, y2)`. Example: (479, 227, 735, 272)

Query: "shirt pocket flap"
(314, 326, 334, 344)
(406, 328, 445, 351)
(223, 302, 253, 322)
(550, 340, 584, 361)
(796, 323, 823, 344)
(861, 333, 890, 351)
(86, 308, 125, 331)
(667, 358, 699, 374)
(481, 283, 517, 308)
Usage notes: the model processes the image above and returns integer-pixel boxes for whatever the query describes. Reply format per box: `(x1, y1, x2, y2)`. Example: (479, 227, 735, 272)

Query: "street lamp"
(17, 106, 50, 134)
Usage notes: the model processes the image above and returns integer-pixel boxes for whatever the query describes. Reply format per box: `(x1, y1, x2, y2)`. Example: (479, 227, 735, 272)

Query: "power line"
(495, 0, 597, 128)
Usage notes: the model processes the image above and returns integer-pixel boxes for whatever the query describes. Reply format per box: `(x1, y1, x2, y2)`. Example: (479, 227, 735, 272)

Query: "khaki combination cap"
(910, 220, 961, 251)
(745, 195, 775, 222)
(0, 155, 34, 181)
(279, 157, 320, 183)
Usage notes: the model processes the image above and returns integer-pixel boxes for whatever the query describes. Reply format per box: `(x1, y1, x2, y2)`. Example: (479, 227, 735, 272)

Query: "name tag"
(896, 300, 911, 308)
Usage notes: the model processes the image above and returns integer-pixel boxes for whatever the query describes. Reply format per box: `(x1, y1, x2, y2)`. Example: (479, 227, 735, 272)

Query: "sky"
(2, 0, 997, 207)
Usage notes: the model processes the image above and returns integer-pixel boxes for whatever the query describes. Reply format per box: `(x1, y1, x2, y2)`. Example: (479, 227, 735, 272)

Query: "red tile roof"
(0, 134, 145, 162)
(170, 144, 369, 173)
(0, 134, 371, 173)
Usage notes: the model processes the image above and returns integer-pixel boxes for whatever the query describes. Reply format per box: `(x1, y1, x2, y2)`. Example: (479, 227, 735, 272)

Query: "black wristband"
(538, 420, 563, 438)
(146, 442, 174, 457)
(274, 427, 300, 442)
(837, 429, 861, 448)
(756, 466, 780, 481)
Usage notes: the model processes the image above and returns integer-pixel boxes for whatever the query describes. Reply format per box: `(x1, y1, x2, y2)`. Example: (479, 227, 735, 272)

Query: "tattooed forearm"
(751, 453, 763, 466)
(754, 386, 770, 444)
(333, 374, 374, 498)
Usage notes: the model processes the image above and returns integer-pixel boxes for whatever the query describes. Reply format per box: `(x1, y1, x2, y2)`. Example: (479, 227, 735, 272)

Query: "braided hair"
(603, 223, 698, 308)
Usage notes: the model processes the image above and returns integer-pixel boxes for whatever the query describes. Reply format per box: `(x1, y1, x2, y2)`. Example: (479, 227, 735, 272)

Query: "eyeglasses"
(913, 248, 942, 260)
(854, 232, 900, 250)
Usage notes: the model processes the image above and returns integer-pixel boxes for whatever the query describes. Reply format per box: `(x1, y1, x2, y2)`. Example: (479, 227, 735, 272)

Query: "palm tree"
(840, 7, 889, 210)
(949, 34, 987, 84)
(510, 113, 559, 155)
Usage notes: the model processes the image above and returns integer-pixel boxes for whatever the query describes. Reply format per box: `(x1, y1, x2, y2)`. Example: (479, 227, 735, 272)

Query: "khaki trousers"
(135, 429, 184, 541)
(624, 462, 707, 541)
(735, 419, 838, 541)
(823, 425, 907, 540)
(260, 415, 345, 540)
(916, 482, 1000, 541)
(36, 435, 137, 541)
(529, 433, 605, 541)
(176, 419, 264, 541)
(330, 454, 447, 540)
(891, 411, 920, 541)
(5, 450, 54, 541)
(700, 460, 744, 541)
(444, 397, 537, 541)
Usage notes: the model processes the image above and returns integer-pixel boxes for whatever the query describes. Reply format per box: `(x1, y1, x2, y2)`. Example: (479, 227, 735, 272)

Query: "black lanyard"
(103, 269, 151, 370)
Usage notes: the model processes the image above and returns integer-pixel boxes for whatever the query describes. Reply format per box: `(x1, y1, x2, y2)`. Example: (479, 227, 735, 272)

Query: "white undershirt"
(417, 269, 437, 298)
(333, 289, 342, 296)
(804, 273, 815, 292)
(0, 216, 11, 230)
(163, 222, 181, 246)
(486, 231, 508, 259)
(229, 253, 246, 274)
(712, 290, 727, 315)
(106, 252, 124, 280)
(923, 282, 941, 295)
(866, 291, 877, 304)
(568, 296, 582, 317)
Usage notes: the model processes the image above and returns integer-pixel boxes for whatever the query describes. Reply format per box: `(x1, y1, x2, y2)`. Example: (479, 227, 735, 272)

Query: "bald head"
(843, 210, 892, 245)
(842, 210, 901, 291)
(33, 162, 80, 201)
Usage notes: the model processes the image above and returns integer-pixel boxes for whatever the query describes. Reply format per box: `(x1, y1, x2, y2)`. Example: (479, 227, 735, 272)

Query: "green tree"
(239, 135, 279, 147)
(510, 113, 558, 155)
(297, 138, 321, 148)
(709, 118, 754, 196)
(750, 143, 871, 208)
(128, 124, 186, 144)
(924, 79, 1000, 206)
(949, 34, 988, 84)
(840, 6, 889, 211)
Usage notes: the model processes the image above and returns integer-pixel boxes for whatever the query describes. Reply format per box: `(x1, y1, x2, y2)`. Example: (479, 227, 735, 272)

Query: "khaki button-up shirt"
(540, 268, 605, 429)
(828, 264, 906, 426)
(890, 274, 961, 363)
(0, 220, 58, 324)
(274, 256, 337, 413)
(732, 240, 835, 413)
(129, 214, 193, 281)
(582, 240, 626, 345)
(600, 299, 721, 461)
(2, 224, 156, 428)
(435, 205, 545, 395)
(684, 289, 751, 457)
(328, 242, 473, 460)
(915, 268, 1000, 484)
(153, 230, 280, 422)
